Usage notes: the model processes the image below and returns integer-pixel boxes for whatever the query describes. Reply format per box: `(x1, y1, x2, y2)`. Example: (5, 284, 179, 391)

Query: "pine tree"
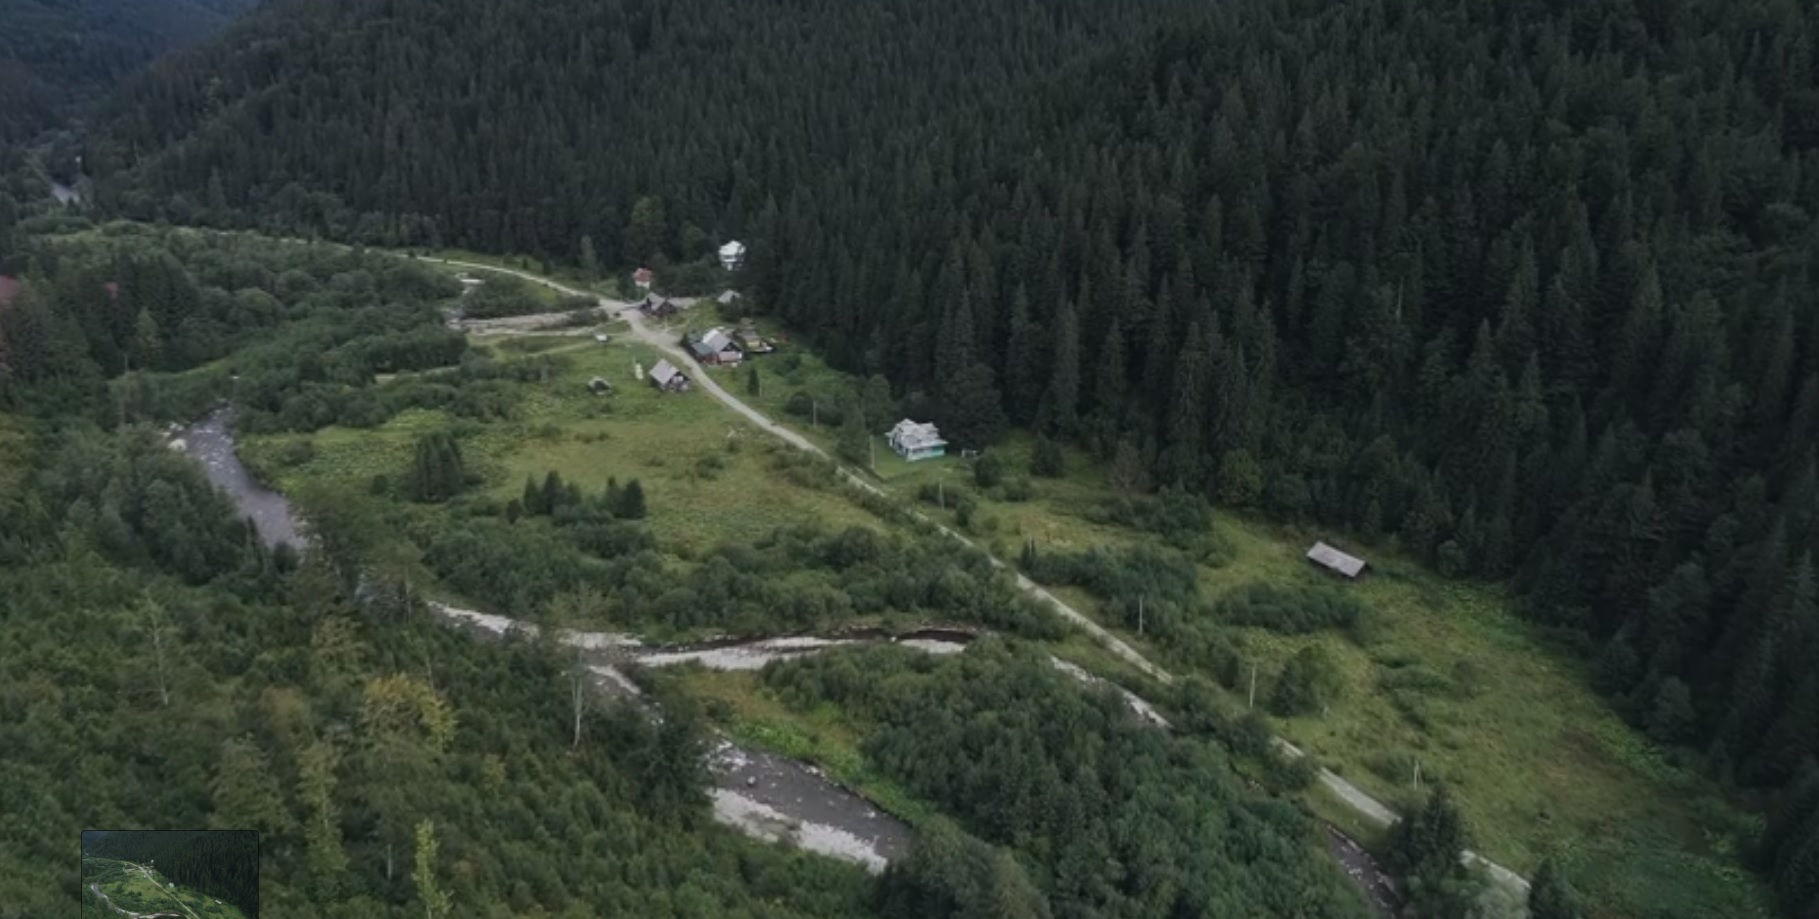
(1528, 857, 1583, 919)
(0, 192, 15, 264)
(1039, 303, 1079, 434)
(944, 362, 1007, 449)
(624, 196, 665, 265)
(1004, 284, 1043, 424)
(616, 479, 647, 519)
(130, 308, 163, 373)
(1089, 316, 1127, 451)
(579, 234, 598, 282)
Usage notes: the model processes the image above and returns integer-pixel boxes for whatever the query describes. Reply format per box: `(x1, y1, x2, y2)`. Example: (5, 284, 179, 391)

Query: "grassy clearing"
(1165, 517, 1771, 918)
(720, 350, 1771, 919)
(654, 666, 939, 826)
(243, 333, 880, 558)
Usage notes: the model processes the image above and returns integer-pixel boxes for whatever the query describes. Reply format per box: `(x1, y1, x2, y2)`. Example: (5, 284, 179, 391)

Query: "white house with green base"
(888, 419, 947, 461)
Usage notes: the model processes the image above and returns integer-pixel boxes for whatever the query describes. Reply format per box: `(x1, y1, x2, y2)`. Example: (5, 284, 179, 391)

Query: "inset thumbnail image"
(82, 830, 258, 919)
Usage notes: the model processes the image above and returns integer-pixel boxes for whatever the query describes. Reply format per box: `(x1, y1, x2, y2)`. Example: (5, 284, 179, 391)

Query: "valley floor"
(208, 241, 1771, 919)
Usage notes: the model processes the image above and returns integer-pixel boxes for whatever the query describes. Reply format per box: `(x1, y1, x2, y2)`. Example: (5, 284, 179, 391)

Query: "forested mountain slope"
(748, 1, 1819, 912)
(0, 0, 259, 144)
(83, 0, 1213, 255)
(65, 0, 1819, 913)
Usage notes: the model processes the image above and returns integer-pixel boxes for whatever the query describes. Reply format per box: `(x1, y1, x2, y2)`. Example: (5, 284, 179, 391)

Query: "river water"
(172, 416, 1397, 907)
(172, 408, 306, 551)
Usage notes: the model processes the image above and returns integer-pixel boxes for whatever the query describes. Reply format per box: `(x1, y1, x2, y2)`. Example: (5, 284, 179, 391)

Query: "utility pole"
(1413, 759, 1422, 791)
(1137, 595, 1145, 636)
(812, 399, 818, 427)
(1248, 662, 1258, 710)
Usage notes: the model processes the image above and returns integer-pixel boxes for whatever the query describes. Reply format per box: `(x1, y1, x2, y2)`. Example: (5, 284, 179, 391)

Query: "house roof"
(889, 419, 946, 449)
(633, 267, 655, 282)
(719, 241, 745, 257)
(1306, 541, 1367, 578)
(0, 275, 19, 309)
(650, 359, 685, 384)
(716, 289, 742, 304)
(687, 337, 717, 358)
(701, 328, 737, 352)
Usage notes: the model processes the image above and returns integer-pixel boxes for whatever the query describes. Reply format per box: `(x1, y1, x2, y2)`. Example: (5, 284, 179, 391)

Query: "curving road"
(412, 255, 1529, 895)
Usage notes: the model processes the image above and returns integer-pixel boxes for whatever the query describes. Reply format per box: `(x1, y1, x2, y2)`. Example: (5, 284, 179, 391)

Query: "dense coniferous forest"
(0, 0, 258, 145)
(759, 3, 1819, 911)
(83, 0, 1216, 252)
(85, 831, 261, 916)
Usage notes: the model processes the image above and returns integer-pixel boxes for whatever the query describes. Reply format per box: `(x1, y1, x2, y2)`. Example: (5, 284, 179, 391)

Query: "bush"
(1030, 436, 1065, 477)
(1215, 581, 1372, 643)
(972, 453, 1005, 488)
(1269, 645, 1344, 716)
(998, 477, 1034, 502)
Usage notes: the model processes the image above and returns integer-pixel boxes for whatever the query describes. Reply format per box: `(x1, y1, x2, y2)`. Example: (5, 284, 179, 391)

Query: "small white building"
(718, 241, 746, 271)
(887, 419, 947, 462)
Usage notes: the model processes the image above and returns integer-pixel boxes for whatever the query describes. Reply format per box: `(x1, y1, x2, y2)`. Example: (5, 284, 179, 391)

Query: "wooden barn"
(649, 359, 690, 393)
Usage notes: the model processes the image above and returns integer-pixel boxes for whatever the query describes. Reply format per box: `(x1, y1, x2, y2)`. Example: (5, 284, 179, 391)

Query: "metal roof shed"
(1306, 541, 1368, 579)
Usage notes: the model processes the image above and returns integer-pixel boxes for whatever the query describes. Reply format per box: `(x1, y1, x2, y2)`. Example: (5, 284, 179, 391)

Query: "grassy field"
(728, 348, 1773, 919)
(243, 333, 881, 558)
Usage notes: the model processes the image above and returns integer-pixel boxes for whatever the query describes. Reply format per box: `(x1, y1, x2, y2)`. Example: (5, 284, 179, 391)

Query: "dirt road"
(412, 256, 1530, 895)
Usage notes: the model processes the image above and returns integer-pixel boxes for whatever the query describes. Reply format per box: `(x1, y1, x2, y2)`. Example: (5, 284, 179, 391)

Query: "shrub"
(1215, 581, 1373, 643)
(1269, 645, 1344, 716)
(1030, 436, 1065, 477)
(972, 453, 1006, 488)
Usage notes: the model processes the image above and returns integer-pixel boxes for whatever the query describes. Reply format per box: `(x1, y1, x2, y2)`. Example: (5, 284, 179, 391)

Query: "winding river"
(173, 413, 1399, 911)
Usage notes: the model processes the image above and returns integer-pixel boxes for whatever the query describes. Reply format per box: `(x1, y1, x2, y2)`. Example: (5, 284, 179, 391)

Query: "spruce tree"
(1528, 857, 1583, 919)
(1040, 303, 1080, 435)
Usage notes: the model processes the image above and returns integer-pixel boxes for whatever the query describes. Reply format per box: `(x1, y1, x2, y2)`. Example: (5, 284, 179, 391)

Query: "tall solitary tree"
(1528, 857, 1583, 919)
(624, 196, 665, 265)
(579, 234, 598, 282)
(412, 819, 451, 919)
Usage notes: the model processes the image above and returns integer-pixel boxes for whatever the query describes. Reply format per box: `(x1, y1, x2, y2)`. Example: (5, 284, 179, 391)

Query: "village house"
(685, 327, 743, 365)
(887, 419, 947, 462)
(0, 275, 19, 308)
(649, 359, 690, 393)
(734, 322, 774, 354)
(718, 241, 746, 271)
(1306, 541, 1368, 579)
(633, 267, 655, 290)
(716, 289, 742, 306)
(638, 294, 679, 318)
